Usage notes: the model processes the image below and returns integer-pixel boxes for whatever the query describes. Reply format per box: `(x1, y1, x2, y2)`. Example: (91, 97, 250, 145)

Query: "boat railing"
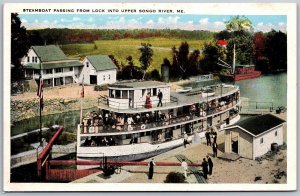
(80, 98, 239, 134)
(98, 95, 179, 110)
(79, 112, 240, 147)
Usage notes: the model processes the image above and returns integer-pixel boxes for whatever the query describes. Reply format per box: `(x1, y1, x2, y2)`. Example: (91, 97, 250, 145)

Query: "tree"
(108, 55, 121, 70)
(11, 13, 30, 81)
(139, 43, 153, 80)
(201, 43, 226, 73)
(226, 31, 254, 66)
(214, 30, 232, 40)
(264, 30, 287, 71)
(171, 42, 190, 79)
(225, 15, 254, 32)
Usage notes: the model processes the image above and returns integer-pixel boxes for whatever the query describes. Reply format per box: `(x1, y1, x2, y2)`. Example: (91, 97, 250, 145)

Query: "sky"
(19, 14, 287, 33)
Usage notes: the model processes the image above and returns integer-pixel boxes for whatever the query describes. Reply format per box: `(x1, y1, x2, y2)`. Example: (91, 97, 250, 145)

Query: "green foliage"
(11, 13, 30, 81)
(139, 43, 154, 79)
(28, 29, 215, 44)
(119, 65, 143, 80)
(145, 69, 161, 81)
(225, 15, 254, 32)
(264, 30, 287, 71)
(170, 42, 201, 79)
(226, 31, 254, 65)
(214, 30, 232, 40)
(201, 43, 226, 73)
(164, 172, 186, 183)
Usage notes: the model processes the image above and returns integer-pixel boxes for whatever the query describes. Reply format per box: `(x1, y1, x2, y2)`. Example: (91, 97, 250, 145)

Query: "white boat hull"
(77, 115, 240, 162)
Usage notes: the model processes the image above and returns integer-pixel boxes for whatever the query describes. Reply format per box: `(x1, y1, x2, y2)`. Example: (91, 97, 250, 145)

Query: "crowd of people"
(81, 108, 187, 134)
(83, 136, 116, 147)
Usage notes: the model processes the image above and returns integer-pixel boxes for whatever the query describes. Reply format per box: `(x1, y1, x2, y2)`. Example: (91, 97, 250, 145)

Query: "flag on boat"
(80, 77, 84, 98)
(37, 75, 44, 110)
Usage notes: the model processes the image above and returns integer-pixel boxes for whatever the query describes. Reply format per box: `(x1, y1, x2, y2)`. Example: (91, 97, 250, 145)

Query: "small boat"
(202, 89, 215, 98)
(175, 87, 192, 93)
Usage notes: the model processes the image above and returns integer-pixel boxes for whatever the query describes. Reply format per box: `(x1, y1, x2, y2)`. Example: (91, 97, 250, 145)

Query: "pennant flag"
(80, 79, 84, 98)
(37, 75, 44, 110)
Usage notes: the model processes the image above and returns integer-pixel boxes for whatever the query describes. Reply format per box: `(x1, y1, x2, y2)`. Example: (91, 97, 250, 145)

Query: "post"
(233, 43, 236, 85)
(39, 62, 43, 146)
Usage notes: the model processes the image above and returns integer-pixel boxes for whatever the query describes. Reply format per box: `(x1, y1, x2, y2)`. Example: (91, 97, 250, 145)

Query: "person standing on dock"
(148, 158, 156, 180)
(212, 142, 218, 157)
(201, 158, 208, 179)
(181, 159, 188, 179)
(206, 155, 213, 175)
(157, 89, 163, 107)
(183, 132, 190, 148)
(205, 130, 211, 146)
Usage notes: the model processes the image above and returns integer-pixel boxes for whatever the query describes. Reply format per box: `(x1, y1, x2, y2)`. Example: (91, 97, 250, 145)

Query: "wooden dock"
(175, 154, 207, 183)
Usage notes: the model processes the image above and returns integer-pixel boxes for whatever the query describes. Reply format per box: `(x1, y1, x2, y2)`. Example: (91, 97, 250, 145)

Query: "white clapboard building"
(80, 55, 117, 85)
(22, 45, 82, 87)
(224, 114, 285, 160)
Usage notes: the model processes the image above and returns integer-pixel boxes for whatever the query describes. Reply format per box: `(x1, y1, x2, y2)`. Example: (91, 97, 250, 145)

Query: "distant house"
(223, 114, 285, 160)
(22, 45, 82, 87)
(80, 55, 117, 85)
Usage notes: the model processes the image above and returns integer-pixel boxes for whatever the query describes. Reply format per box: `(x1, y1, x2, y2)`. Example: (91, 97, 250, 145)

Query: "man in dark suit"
(157, 89, 163, 107)
(201, 158, 208, 179)
(206, 155, 213, 175)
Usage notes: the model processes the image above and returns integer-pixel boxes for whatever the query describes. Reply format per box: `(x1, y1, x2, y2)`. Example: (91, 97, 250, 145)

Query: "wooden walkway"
(175, 154, 206, 183)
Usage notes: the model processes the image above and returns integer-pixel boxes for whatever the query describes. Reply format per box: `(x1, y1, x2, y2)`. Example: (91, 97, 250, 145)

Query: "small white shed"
(224, 114, 285, 160)
(80, 55, 117, 85)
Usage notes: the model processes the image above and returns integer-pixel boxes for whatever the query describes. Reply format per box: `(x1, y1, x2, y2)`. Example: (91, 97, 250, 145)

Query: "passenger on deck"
(135, 114, 141, 124)
(145, 92, 152, 109)
(108, 137, 116, 146)
(127, 115, 134, 131)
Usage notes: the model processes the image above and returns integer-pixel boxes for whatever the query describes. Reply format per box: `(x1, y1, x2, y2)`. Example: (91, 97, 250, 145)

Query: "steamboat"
(76, 80, 241, 161)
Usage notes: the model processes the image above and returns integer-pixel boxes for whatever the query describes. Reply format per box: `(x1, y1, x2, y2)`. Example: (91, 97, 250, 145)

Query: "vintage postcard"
(3, 3, 297, 191)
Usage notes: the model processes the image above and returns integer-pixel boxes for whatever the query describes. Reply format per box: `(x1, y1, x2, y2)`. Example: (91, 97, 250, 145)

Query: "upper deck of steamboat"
(98, 80, 239, 114)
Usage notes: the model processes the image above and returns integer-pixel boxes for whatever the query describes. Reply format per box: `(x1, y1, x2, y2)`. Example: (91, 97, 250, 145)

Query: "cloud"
(199, 18, 209, 25)
(88, 17, 94, 22)
(43, 20, 49, 24)
(21, 19, 27, 23)
(72, 17, 81, 21)
(187, 20, 193, 24)
(255, 22, 277, 32)
(158, 16, 180, 24)
(146, 19, 154, 25)
(34, 19, 39, 23)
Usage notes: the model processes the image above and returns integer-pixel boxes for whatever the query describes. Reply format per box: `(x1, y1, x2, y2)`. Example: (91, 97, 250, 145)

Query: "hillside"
(61, 38, 209, 72)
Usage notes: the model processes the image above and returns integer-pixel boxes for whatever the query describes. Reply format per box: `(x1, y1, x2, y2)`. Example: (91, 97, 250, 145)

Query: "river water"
(184, 72, 287, 108)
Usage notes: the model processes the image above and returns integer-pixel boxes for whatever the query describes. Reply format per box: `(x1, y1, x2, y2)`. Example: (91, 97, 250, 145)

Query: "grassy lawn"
(61, 38, 208, 72)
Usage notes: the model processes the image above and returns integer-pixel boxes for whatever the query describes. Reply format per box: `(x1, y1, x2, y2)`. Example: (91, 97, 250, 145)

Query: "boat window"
(115, 90, 121, 99)
(147, 89, 151, 95)
(109, 89, 115, 98)
(142, 89, 146, 96)
(140, 132, 145, 137)
(152, 88, 157, 96)
(146, 131, 151, 136)
(125, 134, 131, 139)
(122, 90, 128, 99)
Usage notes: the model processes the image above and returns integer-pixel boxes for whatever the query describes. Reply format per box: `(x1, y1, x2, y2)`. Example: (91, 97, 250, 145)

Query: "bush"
(94, 85, 108, 91)
(164, 172, 186, 183)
